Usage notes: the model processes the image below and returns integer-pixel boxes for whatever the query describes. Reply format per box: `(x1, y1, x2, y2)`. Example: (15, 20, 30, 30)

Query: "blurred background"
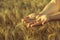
(0, 0, 60, 40)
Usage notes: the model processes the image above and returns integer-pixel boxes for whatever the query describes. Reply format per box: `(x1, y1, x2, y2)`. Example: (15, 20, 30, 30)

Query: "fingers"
(21, 17, 45, 28)
(21, 16, 36, 28)
(30, 18, 46, 27)
(41, 18, 46, 25)
(21, 14, 47, 28)
(21, 18, 31, 28)
(21, 17, 31, 23)
(30, 22, 42, 27)
(27, 20, 36, 27)
(21, 13, 38, 24)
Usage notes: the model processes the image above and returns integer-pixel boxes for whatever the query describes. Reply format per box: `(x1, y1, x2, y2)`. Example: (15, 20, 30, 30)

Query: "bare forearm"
(49, 12, 60, 20)
(40, 0, 59, 15)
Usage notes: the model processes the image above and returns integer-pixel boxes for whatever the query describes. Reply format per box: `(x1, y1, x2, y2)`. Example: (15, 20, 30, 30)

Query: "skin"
(22, 0, 60, 28)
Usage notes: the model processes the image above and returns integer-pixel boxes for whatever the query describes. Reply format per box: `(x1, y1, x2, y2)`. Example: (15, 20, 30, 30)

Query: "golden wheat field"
(0, 0, 60, 40)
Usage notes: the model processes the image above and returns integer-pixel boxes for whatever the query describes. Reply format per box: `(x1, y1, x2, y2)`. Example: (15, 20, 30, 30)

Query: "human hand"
(30, 15, 49, 27)
(22, 13, 49, 28)
(21, 13, 37, 28)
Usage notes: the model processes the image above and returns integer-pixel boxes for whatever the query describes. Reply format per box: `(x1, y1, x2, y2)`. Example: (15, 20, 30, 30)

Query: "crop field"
(0, 0, 60, 40)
